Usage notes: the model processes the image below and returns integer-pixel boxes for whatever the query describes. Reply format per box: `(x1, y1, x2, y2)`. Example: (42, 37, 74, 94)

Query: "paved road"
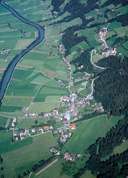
(0, 1, 45, 104)
(90, 49, 106, 70)
(86, 77, 99, 100)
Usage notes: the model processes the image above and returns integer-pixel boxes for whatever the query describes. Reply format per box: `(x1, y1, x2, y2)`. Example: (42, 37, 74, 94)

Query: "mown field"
(63, 115, 121, 153)
(0, 0, 69, 119)
(32, 159, 71, 178)
(0, 130, 33, 154)
(113, 140, 128, 155)
(2, 133, 57, 178)
(80, 170, 96, 178)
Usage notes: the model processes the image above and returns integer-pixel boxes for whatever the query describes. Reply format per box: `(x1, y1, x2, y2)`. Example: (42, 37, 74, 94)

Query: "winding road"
(85, 76, 99, 100)
(90, 49, 106, 70)
(0, 1, 45, 104)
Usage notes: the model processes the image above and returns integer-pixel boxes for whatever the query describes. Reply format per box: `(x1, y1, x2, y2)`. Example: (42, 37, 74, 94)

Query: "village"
(2, 27, 111, 163)
(99, 27, 117, 57)
(2, 26, 117, 164)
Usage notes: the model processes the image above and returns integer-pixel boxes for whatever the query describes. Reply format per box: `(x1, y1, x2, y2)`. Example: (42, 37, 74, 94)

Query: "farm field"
(113, 140, 128, 155)
(80, 170, 96, 178)
(63, 115, 121, 153)
(2, 133, 57, 178)
(33, 160, 71, 178)
(0, 0, 69, 118)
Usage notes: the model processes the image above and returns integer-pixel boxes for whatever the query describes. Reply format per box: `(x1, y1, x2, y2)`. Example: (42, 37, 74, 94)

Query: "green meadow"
(63, 115, 121, 153)
(3, 133, 57, 178)
(0, 0, 69, 118)
(33, 159, 71, 178)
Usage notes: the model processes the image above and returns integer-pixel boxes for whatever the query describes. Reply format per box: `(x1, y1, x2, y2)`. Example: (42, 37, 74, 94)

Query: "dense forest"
(94, 55, 128, 116)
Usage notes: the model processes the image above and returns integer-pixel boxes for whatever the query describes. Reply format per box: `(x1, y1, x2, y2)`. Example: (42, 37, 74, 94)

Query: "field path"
(35, 158, 58, 176)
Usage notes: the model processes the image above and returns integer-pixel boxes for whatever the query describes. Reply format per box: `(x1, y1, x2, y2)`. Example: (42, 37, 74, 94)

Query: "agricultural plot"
(0, 131, 32, 154)
(34, 159, 70, 178)
(63, 115, 121, 153)
(113, 140, 128, 155)
(0, 115, 7, 127)
(3, 133, 57, 178)
(0, 0, 69, 117)
(80, 170, 96, 178)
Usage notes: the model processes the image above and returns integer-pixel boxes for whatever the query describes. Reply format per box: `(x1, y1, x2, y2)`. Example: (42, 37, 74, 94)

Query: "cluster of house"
(99, 27, 117, 57)
(64, 152, 81, 162)
(38, 109, 60, 120)
(102, 47, 117, 57)
(58, 128, 72, 144)
(92, 103, 104, 113)
(23, 102, 77, 134)
(78, 64, 84, 70)
(13, 129, 29, 141)
(57, 123, 76, 144)
(76, 97, 90, 110)
(70, 93, 78, 117)
(23, 108, 60, 121)
(58, 43, 66, 55)
(57, 79, 65, 88)
(63, 56, 71, 71)
(49, 148, 82, 162)
(0, 48, 11, 56)
(99, 27, 108, 47)
(60, 93, 77, 103)
(69, 123, 77, 130)
(60, 96, 70, 103)
(49, 147, 60, 156)
(8, 117, 17, 129)
(22, 107, 38, 119)
(60, 93, 78, 116)
(13, 125, 53, 141)
(24, 112, 38, 118)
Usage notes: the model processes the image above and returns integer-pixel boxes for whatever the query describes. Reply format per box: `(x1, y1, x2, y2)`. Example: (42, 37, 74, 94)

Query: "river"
(0, 1, 45, 104)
